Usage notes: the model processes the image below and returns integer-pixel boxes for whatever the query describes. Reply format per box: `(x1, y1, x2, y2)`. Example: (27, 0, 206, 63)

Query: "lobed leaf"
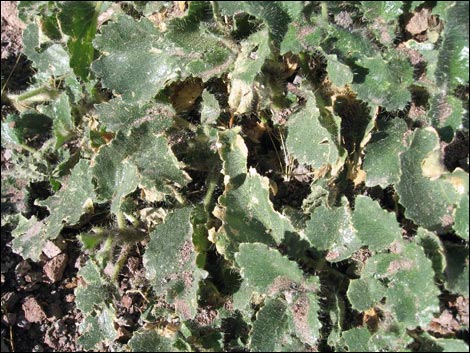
(95, 98, 174, 133)
(92, 13, 234, 103)
(77, 305, 118, 350)
(352, 196, 402, 251)
(361, 242, 440, 328)
(11, 215, 47, 262)
(37, 159, 97, 240)
(143, 207, 207, 320)
(305, 202, 361, 262)
(363, 118, 408, 187)
(286, 93, 340, 169)
(352, 53, 413, 111)
(128, 329, 177, 352)
(58, 1, 101, 80)
(396, 127, 462, 230)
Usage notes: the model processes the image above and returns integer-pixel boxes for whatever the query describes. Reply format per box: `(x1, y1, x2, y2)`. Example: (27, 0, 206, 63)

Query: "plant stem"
(203, 167, 221, 212)
(112, 243, 131, 282)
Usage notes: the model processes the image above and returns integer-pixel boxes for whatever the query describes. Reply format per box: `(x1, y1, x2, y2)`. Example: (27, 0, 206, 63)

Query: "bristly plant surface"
(1, 1, 469, 352)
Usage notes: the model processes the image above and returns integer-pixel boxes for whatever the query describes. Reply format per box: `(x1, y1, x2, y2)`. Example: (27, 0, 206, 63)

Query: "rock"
(121, 294, 133, 310)
(22, 297, 46, 323)
(406, 8, 431, 35)
(43, 254, 68, 283)
(42, 240, 62, 259)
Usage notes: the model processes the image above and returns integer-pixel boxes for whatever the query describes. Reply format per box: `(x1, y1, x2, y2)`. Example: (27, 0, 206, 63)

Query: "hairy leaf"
(201, 90, 221, 125)
(352, 196, 401, 251)
(95, 98, 174, 133)
(92, 14, 234, 102)
(143, 207, 206, 320)
(362, 242, 440, 327)
(235, 243, 303, 292)
(305, 203, 361, 262)
(128, 329, 177, 352)
(214, 169, 295, 259)
(22, 23, 71, 76)
(37, 159, 96, 239)
(363, 118, 408, 187)
(58, 1, 101, 80)
(78, 305, 117, 350)
(286, 94, 340, 169)
(39, 93, 75, 148)
(92, 123, 190, 207)
(396, 127, 462, 230)
(352, 53, 413, 111)
(75, 260, 110, 314)
(11, 215, 47, 262)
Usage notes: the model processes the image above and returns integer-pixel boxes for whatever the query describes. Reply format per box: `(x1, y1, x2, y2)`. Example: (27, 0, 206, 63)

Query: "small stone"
(406, 8, 431, 35)
(121, 294, 133, 310)
(43, 254, 68, 283)
(22, 296, 46, 323)
(42, 240, 62, 259)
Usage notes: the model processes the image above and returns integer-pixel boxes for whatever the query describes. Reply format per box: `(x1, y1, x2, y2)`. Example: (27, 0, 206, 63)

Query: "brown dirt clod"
(22, 296, 46, 323)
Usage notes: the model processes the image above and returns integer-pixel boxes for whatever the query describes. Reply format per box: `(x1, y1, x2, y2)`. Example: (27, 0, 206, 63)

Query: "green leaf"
(217, 128, 248, 189)
(109, 161, 139, 215)
(416, 228, 446, 283)
(448, 168, 469, 241)
(95, 98, 175, 133)
(250, 298, 301, 352)
(286, 93, 339, 169)
(78, 305, 118, 350)
(416, 332, 470, 352)
(75, 260, 110, 314)
(360, 1, 403, 22)
(428, 94, 465, 142)
(347, 278, 386, 311)
(454, 192, 469, 240)
(341, 327, 372, 352)
(11, 215, 47, 262)
(368, 323, 412, 352)
(396, 127, 461, 230)
(363, 118, 408, 187)
(352, 53, 413, 111)
(435, 1, 469, 90)
(305, 202, 361, 262)
(201, 90, 221, 125)
(1, 112, 52, 147)
(352, 196, 401, 251)
(326, 54, 353, 87)
(92, 14, 234, 102)
(22, 23, 71, 76)
(444, 243, 469, 296)
(214, 169, 295, 259)
(37, 159, 96, 240)
(362, 242, 440, 327)
(128, 329, 177, 352)
(58, 1, 101, 80)
(39, 93, 75, 148)
(287, 285, 322, 347)
(217, 2, 290, 44)
(92, 123, 190, 204)
(143, 207, 206, 320)
(235, 243, 303, 292)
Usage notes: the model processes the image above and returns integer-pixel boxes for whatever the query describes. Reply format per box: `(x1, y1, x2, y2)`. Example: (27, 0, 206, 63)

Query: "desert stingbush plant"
(1, 1, 469, 352)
